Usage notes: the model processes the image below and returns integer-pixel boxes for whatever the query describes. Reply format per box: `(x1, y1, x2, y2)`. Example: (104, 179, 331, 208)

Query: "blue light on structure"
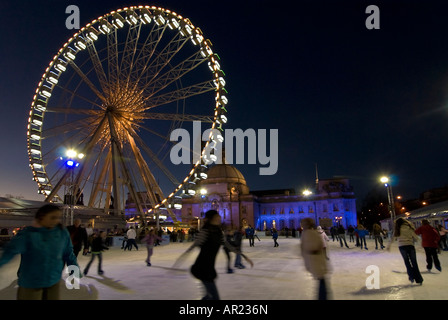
(66, 160, 76, 167)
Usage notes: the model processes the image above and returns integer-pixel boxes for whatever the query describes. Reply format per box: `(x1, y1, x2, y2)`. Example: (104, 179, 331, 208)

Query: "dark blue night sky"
(1, 0, 448, 207)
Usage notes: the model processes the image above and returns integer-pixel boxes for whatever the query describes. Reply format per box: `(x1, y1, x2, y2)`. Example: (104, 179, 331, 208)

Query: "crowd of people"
(0, 204, 447, 300)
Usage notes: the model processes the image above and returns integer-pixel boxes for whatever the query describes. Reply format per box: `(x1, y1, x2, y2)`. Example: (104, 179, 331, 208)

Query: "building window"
(289, 208, 294, 214)
(271, 208, 276, 215)
(280, 208, 285, 214)
(289, 219, 295, 229)
(261, 208, 266, 215)
(309, 206, 314, 213)
(333, 204, 339, 212)
(299, 206, 304, 213)
(323, 204, 328, 213)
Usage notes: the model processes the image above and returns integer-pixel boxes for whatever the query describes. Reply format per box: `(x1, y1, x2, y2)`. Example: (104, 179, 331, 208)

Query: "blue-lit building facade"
(180, 164, 358, 230)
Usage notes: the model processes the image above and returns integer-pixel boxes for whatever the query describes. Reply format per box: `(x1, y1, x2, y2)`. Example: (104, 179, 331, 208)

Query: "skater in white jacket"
(317, 226, 330, 260)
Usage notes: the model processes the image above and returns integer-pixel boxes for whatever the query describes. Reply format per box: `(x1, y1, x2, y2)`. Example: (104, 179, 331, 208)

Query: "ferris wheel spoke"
(127, 133, 168, 209)
(85, 38, 109, 92)
(142, 50, 207, 99)
(46, 107, 102, 116)
(142, 80, 215, 110)
(141, 112, 214, 123)
(132, 132, 180, 186)
(119, 23, 142, 83)
(73, 144, 106, 205)
(139, 32, 190, 88)
(107, 113, 145, 216)
(129, 23, 167, 87)
(41, 117, 95, 140)
(68, 60, 107, 102)
(88, 150, 111, 207)
(107, 29, 120, 87)
(136, 124, 201, 160)
(55, 85, 104, 109)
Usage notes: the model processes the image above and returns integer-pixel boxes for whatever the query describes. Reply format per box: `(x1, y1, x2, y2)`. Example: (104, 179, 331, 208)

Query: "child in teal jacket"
(0, 204, 79, 300)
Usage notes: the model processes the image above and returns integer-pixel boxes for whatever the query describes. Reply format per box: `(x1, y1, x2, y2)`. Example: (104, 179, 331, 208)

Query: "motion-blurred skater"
(175, 210, 253, 300)
(0, 204, 79, 300)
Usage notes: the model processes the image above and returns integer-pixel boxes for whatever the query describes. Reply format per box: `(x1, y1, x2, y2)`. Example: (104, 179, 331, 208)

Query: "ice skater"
(301, 218, 329, 300)
(437, 225, 448, 251)
(125, 226, 138, 251)
(83, 231, 109, 276)
(67, 218, 89, 257)
(174, 210, 253, 300)
(245, 225, 255, 247)
(387, 218, 423, 285)
(0, 204, 80, 300)
(355, 224, 369, 250)
(233, 226, 246, 269)
(142, 228, 163, 266)
(415, 220, 441, 272)
(223, 228, 235, 273)
(373, 223, 385, 249)
(317, 226, 330, 260)
(272, 228, 279, 247)
(337, 225, 349, 248)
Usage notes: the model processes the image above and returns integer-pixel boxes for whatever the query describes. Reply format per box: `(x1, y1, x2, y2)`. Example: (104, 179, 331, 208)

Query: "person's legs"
(42, 282, 60, 300)
(17, 287, 43, 300)
(147, 247, 153, 265)
(201, 281, 220, 300)
(84, 253, 96, 275)
(318, 278, 327, 300)
(424, 247, 433, 270)
(73, 246, 81, 258)
(431, 247, 441, 271)
(234, 253, 242, 267)
(407, 246, 423, 283)
(341, 234, 349, 248)
(374, 236, 379, 249)
(378, 236, 384, 248)
(399, 246, 415, 282)
(97, 253, 103, 274)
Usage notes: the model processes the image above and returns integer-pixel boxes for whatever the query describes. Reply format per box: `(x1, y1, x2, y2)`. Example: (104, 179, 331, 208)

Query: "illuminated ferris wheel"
(26, 6, 228, 223)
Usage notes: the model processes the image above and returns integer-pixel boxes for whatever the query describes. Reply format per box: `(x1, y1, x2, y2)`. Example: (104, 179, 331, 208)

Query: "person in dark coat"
(272, 228, 279, 247)
(175, 210, 253, 300)
(338, 225, 349, 248)
(83, 231, 109, 275)
(67, 219, 89, 257)
(233, 226, 246, 269)
(245, 225, 255, 247)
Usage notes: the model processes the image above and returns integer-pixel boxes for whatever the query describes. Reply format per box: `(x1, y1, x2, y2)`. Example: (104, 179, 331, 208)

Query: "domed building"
(180, 164, 256, 228)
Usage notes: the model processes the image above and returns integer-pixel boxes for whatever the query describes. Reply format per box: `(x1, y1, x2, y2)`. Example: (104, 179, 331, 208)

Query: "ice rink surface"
(0, 236, 447, 300)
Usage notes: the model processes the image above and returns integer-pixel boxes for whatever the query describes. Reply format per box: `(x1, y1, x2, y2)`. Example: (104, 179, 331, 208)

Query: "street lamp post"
(380, 176, 396, 233)
(63, 149, 84, 226)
